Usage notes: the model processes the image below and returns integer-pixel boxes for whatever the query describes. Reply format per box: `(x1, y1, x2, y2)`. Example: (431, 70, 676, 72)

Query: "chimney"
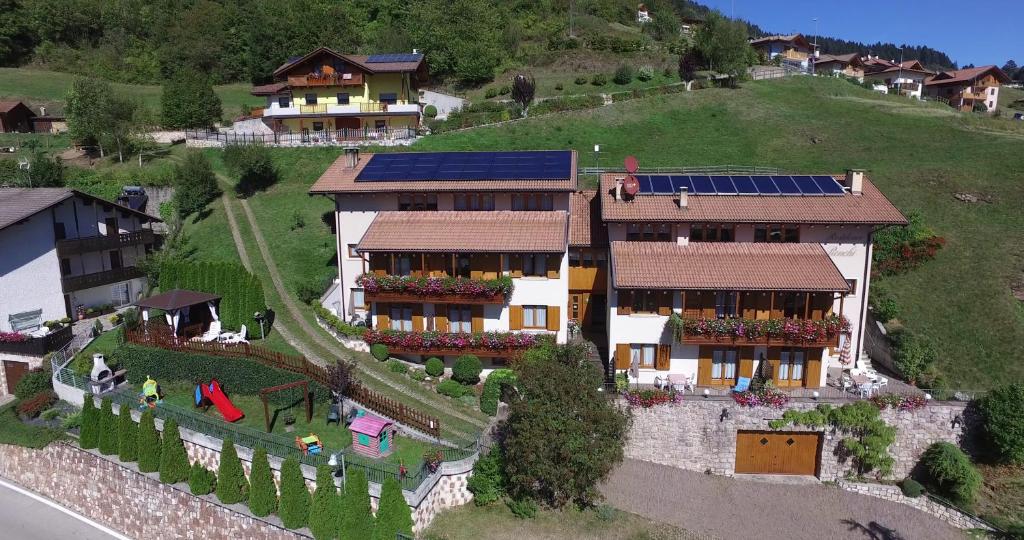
(412, 48, 420, 55)
(845, 169, 864, 195)
(344, 146, 359, 169)
(39, 106, 46, 116)
(614, 177, 624, 201)
(678, 187, 688, 209)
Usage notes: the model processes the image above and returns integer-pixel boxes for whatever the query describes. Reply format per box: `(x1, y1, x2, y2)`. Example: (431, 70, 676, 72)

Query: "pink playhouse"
(349, 414, 396, 458)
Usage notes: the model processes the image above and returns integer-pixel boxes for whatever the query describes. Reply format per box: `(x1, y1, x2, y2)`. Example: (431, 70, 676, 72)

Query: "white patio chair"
(219, 324, 248, 344)
(876, 377, 889, 389)
(653, 376, 666, 390)
(858, 382, 877, 399)
(195, 320, 221, 342)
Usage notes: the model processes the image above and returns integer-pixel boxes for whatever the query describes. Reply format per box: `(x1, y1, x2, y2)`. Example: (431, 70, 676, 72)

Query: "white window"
(715, 291, 737, 319)
(389, 305, 412, 331)
(352, 288, 365, 309)
(522, 254, 547, 277)
(8, 309, 42, 332)
(779, 350, 805, 382)
(631, 344, 656, 369)
(449, 305, 472, 333)
(711, 349, 737, 381)
(111, 282, 130, 306)
(522, 305, 547, 329)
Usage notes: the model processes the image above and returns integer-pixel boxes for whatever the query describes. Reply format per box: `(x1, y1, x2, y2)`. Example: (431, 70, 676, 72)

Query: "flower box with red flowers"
(363, 329, 550, 357)
(667, 313, 849, 347)
(358, 274, 513, 304)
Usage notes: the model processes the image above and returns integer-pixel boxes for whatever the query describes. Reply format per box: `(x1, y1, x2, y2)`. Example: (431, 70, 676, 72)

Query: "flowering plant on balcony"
(0, 332, 29, 343)
(732, 384, 790, 408)
(357, 273, 514, 300)
(362, 329, 547, 352)
(622, 389, 684, 408)
(666, 313, 849, 344)
(870, 393, 927, 411)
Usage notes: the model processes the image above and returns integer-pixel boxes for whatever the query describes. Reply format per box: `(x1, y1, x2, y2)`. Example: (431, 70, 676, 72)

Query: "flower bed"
(357, 273, 513, 300)
(870, 393, 927, 411)
(622, 389, 683, 408)
(0, 332, 28, 343)
(668, 313, 849, 345)
(732, 386, 791, 408)
(362, 329, 545, 353)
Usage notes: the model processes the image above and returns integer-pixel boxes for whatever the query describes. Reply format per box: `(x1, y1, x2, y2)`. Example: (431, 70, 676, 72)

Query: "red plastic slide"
(200, 379, 244, 423)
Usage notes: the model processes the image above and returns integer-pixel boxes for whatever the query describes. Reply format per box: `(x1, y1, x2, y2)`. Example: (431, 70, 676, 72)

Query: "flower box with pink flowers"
(667, 313, 849, 347)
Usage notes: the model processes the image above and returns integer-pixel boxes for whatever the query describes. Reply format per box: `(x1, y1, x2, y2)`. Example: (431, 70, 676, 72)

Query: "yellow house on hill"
(252, 47, 427, 140)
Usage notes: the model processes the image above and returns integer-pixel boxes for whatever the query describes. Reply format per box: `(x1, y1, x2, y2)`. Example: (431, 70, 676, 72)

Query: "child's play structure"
(296, 433, 323, 456)
(349, 414, 396, 458)
(139, 376, 163, 409)
(194, 379, 244, 422)
(258, 380, 311, 432)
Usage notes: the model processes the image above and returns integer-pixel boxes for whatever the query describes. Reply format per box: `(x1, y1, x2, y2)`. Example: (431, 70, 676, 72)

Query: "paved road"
(0, 480, 127, 540)
(600, 459, 965, 540)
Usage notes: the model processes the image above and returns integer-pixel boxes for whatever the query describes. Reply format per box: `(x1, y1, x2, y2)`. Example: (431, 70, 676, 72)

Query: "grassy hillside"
(0, 68, 262, 119)
(414, 76, 1024, 388)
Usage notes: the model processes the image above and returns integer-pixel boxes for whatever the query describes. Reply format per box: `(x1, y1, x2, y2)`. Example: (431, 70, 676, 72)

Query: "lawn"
(413, 76, 1024, 389)
(0, 402, 65, 449)
(976, 463, 1024, 533)
(998, 85, 1024, 118)
(423, 503, 694, 540)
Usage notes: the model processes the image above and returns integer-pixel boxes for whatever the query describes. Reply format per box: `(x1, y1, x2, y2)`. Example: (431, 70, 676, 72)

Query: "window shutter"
(546, 254, 560, 279)
(471, 305, 484, 333)
(655, 344, 671, 371)
(658, 291, 673, 316)
(615, 344, 631, 370)
(804, 352, 822, 388)
(412, 304, 424, 332)
(617, 290, 632, 315)
(739, 348, 754, 378)
(435, 306, 449, 333)
(546, 306, 560, 332)
(376, 303, 390, 329)
(697, 348, 712, 386)
(509, 306, 523, 330)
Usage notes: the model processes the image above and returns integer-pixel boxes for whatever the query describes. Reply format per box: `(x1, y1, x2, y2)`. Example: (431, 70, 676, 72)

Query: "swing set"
(257, 380, 312, 433)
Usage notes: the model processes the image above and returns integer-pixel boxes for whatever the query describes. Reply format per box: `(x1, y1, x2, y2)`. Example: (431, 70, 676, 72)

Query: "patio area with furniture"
(133, 289, 247, 343)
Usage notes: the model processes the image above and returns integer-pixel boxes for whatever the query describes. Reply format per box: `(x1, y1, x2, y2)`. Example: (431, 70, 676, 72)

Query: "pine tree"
(97, 398, 118, 455)
(159, 419, 191, 484)
(137, 409, 162, 473)
(79, 395, 99, 449)
(189, 462, 216, 495)
(117, 403, 138, 462)
(247, 447, 278, 517)
(278, 457, 311, 529)
(310, 465, 340, 540)
(215, 439, 249, 504)
(371, 478, 413, 540)
(339, 469, 374, 540)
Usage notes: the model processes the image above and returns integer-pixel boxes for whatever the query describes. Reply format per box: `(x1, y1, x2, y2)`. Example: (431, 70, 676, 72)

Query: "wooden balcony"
(62, 266, 144, 293)
(287, 73, 364, 88)
(678, 330, 840, 348)
(299, 104, 329, 114)
(366, 291, 506, 305)
(360, 102, 387, 113)
(56, 230, 155, 257)
(669, 314, 845, 348)
(0, 325, 73, 356)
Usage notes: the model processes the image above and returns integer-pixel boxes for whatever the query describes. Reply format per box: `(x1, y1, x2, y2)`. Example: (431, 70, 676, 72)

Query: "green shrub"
(424, 104, 438, 118)
(159, 419, 190, 484)
(591, 73, 607, 86)
(296, 280, 322, 305)
(173, 150, 219, 219)
(339, 469, 374, 540)
(425, 357, 445, 377)
(216, 439, 249, 504)
(574, 76, 587, 85)
(309, 465, 339, 540)
(637, 65, 655, 81)
(467, 449, 506, 505)
(480, 369, 516, 416)
(16, 391, 56, 418)
(188, 462, 216, 495)
(40, 408, 60, 421)
(14, 369, 51, 400)
(313, 305, 366, 338)
(892, 332, 936, 384)
(529, 94, 604, 115)
(484, 87, 498, 99)
(370, 343, 389, 362)
(554, 83, 563, 91)
(979, 383, 1024, 464)
(452, 355, 483, 385)
(62, 411, 82, 430)
(136, 409, 161, 472)
(409, 369, 427, 382)
(98, 398, 118, 455)
(248, 447, 277, 516)
(160, 71, 222, 128)
(613, 64, 634, 85)
(900, 477, 925, 498)
(117, 403, 138, 462)
(278, 456, 310, 529)
(871, 294, 900, 322)
(387, 359, 408, 374)
(371, 478, 413, 540)
(920, 442, 982, 506)
(498, 85, 511, 95)
(507, 497, 537, 519)
(158, 261, 265, 335)
(79, 396, 99, 449)
(223, 144, 279, 197)
(437, 379, 469, 398)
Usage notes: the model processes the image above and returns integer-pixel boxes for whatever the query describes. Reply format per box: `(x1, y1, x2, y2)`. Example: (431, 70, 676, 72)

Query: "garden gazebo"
(134, 289, 222, 337)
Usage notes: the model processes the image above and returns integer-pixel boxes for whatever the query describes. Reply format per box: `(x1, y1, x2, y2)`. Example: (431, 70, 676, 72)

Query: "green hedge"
(480, 369, 516, 416)
(111, 344, 329, 404)
(313, 305, 366, 338)
(159, 261, 266, 334)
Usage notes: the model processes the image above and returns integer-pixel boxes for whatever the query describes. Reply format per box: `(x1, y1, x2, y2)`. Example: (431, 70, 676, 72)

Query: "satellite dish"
(623, 175, 640, 196)
(624, 155, 639, 174)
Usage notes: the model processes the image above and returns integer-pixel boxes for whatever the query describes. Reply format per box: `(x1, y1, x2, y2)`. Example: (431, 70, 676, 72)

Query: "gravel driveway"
(600, 459, 965, 540)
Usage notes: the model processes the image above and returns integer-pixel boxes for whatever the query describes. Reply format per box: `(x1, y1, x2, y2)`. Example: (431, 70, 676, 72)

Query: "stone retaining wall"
(316, 316, 370, 352)
(624, 399, 969, 480)
(837, 480, 993, 531)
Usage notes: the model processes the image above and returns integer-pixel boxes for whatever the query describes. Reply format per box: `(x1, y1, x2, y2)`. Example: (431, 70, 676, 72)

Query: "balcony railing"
(0, 325, 73, 356)
(287, 73, 364, 88)
(667, 314, 848, 348)
(358, 274, 512, 305)
(363, 329, 551, 357)
(56, 230, 155, 257)
(299, 103, 329, 114)
(62, 266, 144, 293)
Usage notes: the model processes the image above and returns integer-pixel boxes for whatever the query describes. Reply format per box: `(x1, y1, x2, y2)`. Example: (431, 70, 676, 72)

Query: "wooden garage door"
(3, 361, 28, 395)
(735, 431, 821, 476)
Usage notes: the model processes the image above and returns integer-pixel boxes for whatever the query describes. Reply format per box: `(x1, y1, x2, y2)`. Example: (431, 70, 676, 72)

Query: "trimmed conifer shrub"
(136, 409, 161, 472)
(189, 462, 216, 495)
(215, 438, 249, 504)
(278, 456, 310, 529)
(310, 465, 340, 540)
(159, 419, 191, 484)
(117, 403, 138, 462)
(97, 398, 118, 455)
(425, 357, 444, 377)
(79, 395, 99, 449)
(247, 447, 277, 517)
(338, 469, 374, 540)
(371, 478, 413, 540)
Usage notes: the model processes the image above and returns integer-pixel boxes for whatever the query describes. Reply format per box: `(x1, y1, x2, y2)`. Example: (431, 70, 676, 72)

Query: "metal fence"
(185, 127, 418, 146)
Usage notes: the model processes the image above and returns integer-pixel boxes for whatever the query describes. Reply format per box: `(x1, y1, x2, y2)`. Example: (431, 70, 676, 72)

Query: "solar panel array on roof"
(631, 175, 846, 196)
(355, 151, 573, 182)
(365, 53, 423, 63)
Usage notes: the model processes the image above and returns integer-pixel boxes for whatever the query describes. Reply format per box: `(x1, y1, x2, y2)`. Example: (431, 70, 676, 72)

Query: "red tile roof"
(310, 152, 578, 193)
(250, 82, 289, 96)
(0, 101, 33, 114)
(598, 175, 906, 225)
(611, 241, 850, 291)
(569, 191, 608, 247)
(357, 211, 568, 253)
(925, 65, 1011, 87)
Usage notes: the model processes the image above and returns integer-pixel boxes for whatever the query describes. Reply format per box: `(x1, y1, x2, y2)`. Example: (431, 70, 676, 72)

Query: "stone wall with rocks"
(624, 399, 969, 480)
(837, 480, 993, 531)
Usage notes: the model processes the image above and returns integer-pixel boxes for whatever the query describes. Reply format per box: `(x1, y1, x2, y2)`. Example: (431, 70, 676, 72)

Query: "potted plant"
(76, 305, 85, 321)
(423, 449, 443, 473)
(282, 411, 296, 433)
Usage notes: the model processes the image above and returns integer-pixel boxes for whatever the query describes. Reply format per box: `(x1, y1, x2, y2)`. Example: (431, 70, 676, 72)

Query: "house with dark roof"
(861, 58, 934, 99)
(750, 34, 815, 70)
(0, 101, 36, 133)
(924, 65, 1011, 112)
(813, 53, 865, 81)
(252, 47, 427, 141)
(0, 188, 161, 396)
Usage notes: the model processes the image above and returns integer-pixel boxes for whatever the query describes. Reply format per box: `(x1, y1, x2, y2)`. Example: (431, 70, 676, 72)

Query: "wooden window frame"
(631, 343, 656, 369)
(448, 304, 472, 333)
(776, 348, 807, 387)
(754, 224, 800, 243)
(389, 304, 413, 331)
(522, 305, 548, 329)
(522, 254, 547, 277)
(512, 193, 554, 211)
(709, 348, 739, 385)
(347, 244, 359, 258)
(627, 223, 674, 242)
(305, 93, 318, 105)
(398, 193, 438, 211)
(714, 291, 738, 319)
(454, 193, 495, 211)
(690, 223, 736, 243)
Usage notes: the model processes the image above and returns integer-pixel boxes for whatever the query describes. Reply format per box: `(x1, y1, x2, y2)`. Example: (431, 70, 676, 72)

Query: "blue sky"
(697, 0, 1022, 67)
